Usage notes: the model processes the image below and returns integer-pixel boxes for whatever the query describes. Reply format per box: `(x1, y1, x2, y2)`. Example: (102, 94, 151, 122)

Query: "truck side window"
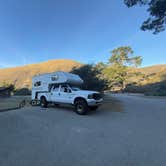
(34, 81, 41, 87)
(52, 84, 59, 92)
(60, 85, 68, 93)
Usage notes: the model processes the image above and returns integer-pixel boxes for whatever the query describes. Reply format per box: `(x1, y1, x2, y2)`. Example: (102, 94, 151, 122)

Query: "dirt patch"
(100, 94, 123, 112)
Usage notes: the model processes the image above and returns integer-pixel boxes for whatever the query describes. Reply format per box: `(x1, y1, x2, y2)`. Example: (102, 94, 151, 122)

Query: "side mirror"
(68, 89, 72, 93)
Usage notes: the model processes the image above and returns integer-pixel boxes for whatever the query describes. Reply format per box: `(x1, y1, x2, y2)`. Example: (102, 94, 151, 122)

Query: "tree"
(0, 81, 15, 92)
(71, 64, 106, 91)
(109, 46, 142, 67)
(95, 62, 106, 72)
(124, 0, 166, 34)
(103, 46, 142, 90)
(14, 88, 31, 96)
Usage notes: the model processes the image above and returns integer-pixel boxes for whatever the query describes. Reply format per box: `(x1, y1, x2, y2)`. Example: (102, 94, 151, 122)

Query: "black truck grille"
(93, 93, 102, 100)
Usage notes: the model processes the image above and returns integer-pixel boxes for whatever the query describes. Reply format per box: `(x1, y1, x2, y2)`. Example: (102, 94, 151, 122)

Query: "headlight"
(88, 94, 94, 99)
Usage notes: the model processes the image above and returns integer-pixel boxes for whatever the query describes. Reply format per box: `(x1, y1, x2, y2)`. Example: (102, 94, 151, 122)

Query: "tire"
(31, 100, 36, 106)
(89, 106, 98, 111)
(74, 99, 89, 115)
(31, 100, 38, 106)
(40, 97, 48, 108)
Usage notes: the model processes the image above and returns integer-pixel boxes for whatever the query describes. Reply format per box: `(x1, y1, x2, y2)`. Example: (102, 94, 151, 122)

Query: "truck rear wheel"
(74, 99, 89, 115)
(40, 97, 48, 108)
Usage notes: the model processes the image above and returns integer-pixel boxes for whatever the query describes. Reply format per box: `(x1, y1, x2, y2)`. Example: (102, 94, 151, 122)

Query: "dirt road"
(0, 94, 166, 166)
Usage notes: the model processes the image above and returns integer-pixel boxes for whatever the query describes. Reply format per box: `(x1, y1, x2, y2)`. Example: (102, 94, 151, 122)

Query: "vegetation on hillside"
(0, 81, 15, 90)
(0, 82, 31, 96)
(14, 88, 31, 96)
(0, 51, 166, 96)
(70, 46, 166, 96)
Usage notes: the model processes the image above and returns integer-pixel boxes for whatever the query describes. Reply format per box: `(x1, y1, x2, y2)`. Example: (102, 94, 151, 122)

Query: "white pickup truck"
(31, 71, 103, 115)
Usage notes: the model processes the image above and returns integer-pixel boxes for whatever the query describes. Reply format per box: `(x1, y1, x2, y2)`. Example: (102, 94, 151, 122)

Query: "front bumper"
(87, 98, 103, 106)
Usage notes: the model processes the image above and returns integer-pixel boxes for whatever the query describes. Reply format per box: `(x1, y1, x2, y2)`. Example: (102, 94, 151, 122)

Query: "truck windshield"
(71, 86, 81, 91)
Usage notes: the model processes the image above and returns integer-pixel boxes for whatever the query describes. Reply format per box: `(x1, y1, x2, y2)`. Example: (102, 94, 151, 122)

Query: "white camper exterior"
(32, 71, 83, 99)
(31, 71, 103, 115)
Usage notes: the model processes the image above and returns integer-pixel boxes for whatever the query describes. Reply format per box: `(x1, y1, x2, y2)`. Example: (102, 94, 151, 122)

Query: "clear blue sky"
(0, 0, 165, 68)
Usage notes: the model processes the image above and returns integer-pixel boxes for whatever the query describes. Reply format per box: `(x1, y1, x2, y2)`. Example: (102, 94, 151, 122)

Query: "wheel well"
(40, 96, 46, 100)
(74, 97, 87, 104)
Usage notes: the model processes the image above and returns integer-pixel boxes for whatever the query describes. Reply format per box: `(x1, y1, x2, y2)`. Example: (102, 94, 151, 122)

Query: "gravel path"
(0, 94, 166, 166)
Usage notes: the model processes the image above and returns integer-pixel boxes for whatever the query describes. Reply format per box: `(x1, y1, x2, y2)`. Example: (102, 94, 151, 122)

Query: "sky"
(0, 0, 165, 68)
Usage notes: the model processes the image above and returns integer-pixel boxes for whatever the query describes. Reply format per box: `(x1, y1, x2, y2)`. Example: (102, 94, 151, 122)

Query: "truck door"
(58, 85, 73, 103)
(50, 84, 61, 102)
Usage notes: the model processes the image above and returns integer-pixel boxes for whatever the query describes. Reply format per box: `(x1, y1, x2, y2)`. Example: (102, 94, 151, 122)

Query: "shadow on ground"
(44, 94, 123, 116)
(100, 94, 123, 112)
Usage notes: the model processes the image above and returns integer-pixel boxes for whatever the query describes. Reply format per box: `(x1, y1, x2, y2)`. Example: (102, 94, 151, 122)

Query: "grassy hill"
(0, 60, 166, 95)
(139, 64, 166, 75)
(0, 59, 82, 89)
(125, 64, 166, 95)
(130, 64, 166, 85)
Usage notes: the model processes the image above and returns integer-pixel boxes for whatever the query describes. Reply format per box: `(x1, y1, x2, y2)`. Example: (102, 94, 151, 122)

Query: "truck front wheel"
(40, 97, 48, 108)
(74, 99, 89, 115)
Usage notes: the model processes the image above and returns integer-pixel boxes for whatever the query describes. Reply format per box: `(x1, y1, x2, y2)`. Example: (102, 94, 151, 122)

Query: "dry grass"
(0, 59, 82, 89)
(128, 65, 166, 85)
(139, 64, 166, 75)
(0, 96, 31, 111)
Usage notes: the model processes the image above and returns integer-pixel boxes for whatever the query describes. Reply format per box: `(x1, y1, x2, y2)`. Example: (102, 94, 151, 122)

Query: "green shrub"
(124, 84, 149, 93)
(144, 82, 166, 96)
(14, 88, 31, 96)
(124, 81, 166, 96)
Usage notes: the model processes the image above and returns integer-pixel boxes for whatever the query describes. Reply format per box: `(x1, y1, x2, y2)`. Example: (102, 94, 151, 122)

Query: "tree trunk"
(122, 81, 126, 91)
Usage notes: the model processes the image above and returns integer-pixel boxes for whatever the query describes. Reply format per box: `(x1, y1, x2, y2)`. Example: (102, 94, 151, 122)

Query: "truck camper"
(31, 71, 103, 115)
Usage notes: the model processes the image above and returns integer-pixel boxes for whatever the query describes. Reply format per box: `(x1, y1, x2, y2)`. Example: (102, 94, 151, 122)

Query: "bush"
(71, 64, 107, 91)
(124, 84, 149, 93)
(14, 88, 31, 96)
(145, 82, 166, 96)
(123, 79, 166, 96)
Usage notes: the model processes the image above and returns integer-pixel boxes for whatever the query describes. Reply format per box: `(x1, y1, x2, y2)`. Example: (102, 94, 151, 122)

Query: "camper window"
(51, 75, 59, 81)
(34, 81, 41, 87)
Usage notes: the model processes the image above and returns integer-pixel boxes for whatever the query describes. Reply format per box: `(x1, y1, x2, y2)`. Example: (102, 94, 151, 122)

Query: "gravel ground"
(0, 94, 166, 166)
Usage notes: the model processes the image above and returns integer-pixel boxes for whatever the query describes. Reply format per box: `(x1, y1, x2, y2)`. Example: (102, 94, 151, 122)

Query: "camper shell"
(32, 71, 83, 99)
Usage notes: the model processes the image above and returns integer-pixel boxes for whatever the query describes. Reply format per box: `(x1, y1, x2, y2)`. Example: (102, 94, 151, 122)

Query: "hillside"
(0, 59, 82, 89)
(139, 64, 166, 75)
(132, 64, 166, 85)
(124, 64, 166, 95)
(0, 60, 166, 93)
